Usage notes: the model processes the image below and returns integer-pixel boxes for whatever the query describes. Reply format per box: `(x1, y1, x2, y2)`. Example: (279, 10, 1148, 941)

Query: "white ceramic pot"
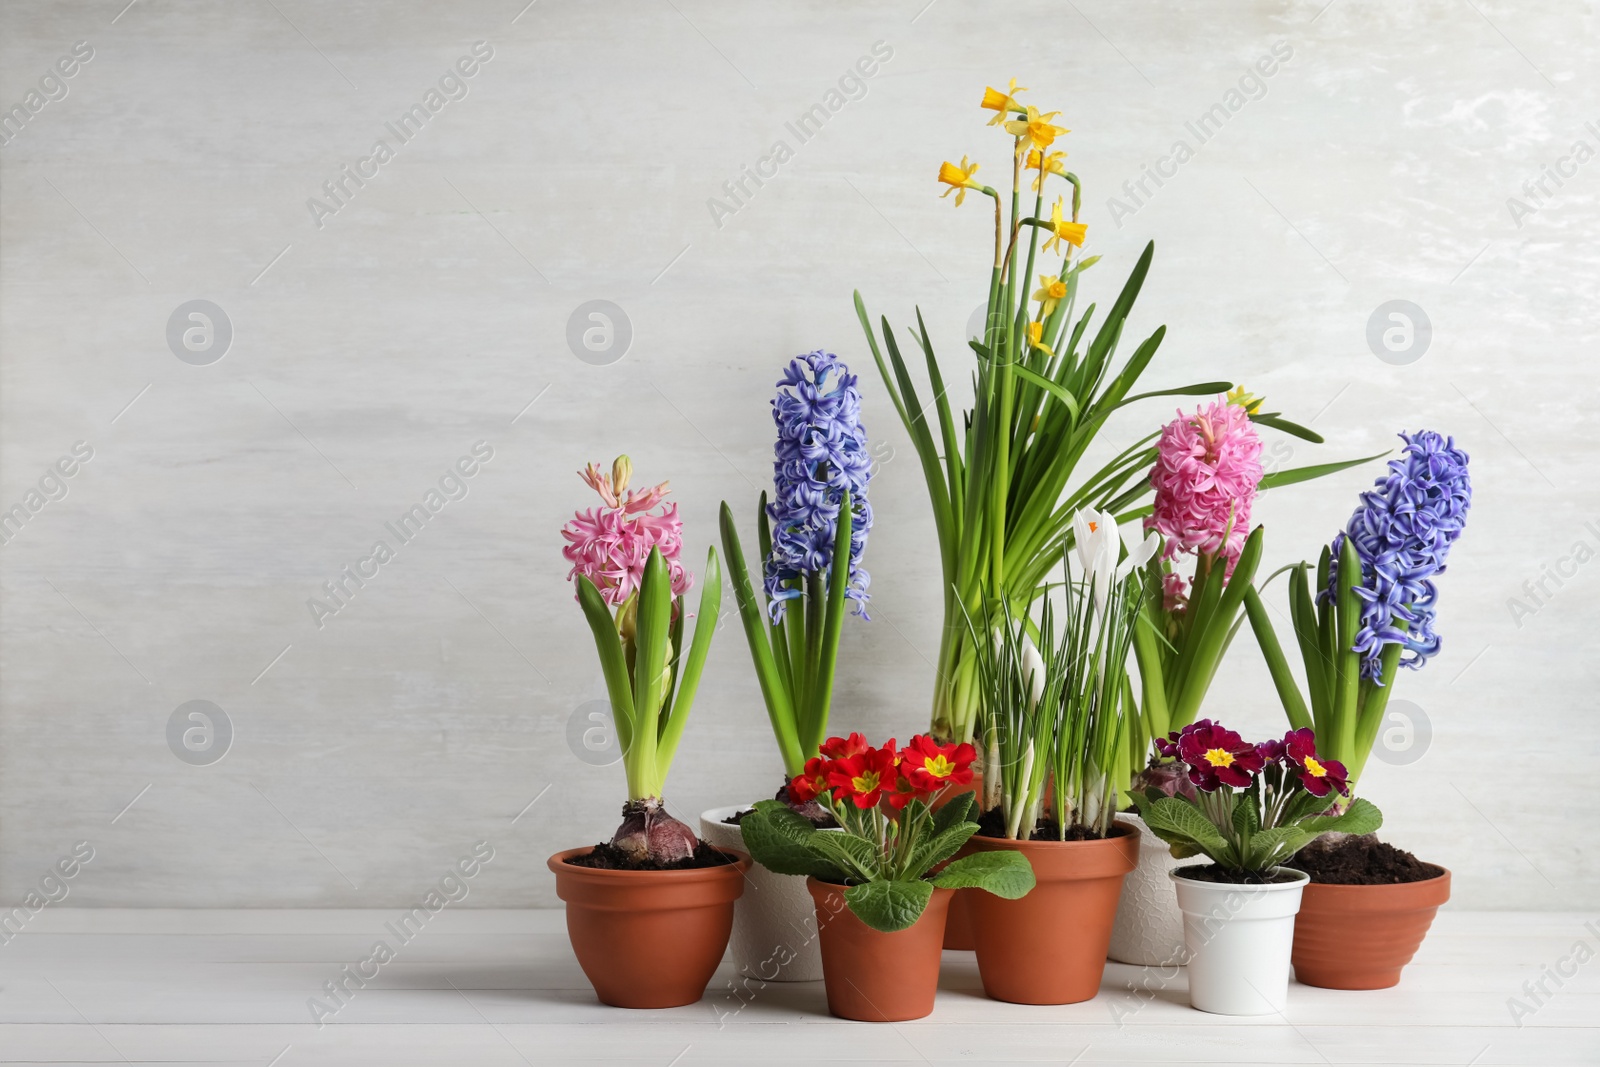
(1170, 866, 1308, 1016)
(700, 806, 824, 983)
(1107, 813, 1204, 966)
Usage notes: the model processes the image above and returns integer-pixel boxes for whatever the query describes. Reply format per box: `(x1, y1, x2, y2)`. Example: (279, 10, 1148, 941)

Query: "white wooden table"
(0, 909, 1594, 1065)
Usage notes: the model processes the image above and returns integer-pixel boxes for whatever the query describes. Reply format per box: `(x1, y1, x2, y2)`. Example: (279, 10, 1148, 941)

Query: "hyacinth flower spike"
(1244, 430, 1471, 792)
(721, 351, 873, 790)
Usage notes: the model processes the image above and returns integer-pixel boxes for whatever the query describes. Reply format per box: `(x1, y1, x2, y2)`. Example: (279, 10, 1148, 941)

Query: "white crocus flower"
(1072, 507, 1159, 611)
(1020, 633, 1046, 711)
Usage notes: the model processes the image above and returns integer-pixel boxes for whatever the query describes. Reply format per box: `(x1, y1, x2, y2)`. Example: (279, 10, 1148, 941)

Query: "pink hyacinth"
(562, 460, 693, 605)
(1144, 398, 1263, 575)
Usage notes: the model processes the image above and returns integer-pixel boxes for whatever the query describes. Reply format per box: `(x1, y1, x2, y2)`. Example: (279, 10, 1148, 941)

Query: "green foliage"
(1132, 783, 1382, 876)
(575, 545, 721, 801)
(720, 492, 856, 778)
(738, 797, 1036, 933)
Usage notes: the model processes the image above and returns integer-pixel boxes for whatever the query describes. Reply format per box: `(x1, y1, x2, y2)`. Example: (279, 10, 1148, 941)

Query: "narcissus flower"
(902, 734, 976, 792)
(1042, 198, 1088, 254)
(938, 156, 983, 206)
(826, 741, 900, 809)
(1026, 320, 1053, 356)
(1175, 719, 1265, 790)
(980, 78, 1028, 124)
(1226, 385, 1264, 415)
(1027, 148, 1067, 191)
(1032, 273, 1068, 318)
(1004, 105, 1067, 150)
(1281, 728, 1350, 797)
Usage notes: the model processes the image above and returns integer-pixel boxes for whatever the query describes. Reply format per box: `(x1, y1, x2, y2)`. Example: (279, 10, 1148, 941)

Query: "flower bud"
(611, 455, 633, 494)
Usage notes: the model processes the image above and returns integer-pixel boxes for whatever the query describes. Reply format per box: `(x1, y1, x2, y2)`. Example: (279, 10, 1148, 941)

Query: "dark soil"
(1289, 835, 1444, 885)
(1175, 865, 1304, 885)
(565, 840, 736, 871)
(975, 806, 1117, 841)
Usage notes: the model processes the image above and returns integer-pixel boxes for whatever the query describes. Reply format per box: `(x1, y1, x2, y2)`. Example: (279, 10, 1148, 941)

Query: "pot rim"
(1297, 866, 1452, 893)
(964, 818, 1139, 849)
(547, 845, 751, 881)
(700, 804, 756, 825)
(804, 875, 955, 895)
(1169, 864, 1309, 890)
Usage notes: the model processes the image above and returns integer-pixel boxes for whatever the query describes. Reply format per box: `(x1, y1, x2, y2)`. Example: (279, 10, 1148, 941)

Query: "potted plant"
(959, 509, 1149, 1003)
(738, 734, 1035, 1021)
(547, 457, 747, 1009)
(703, 350, 874, 982)
(854, 84, 1368, 952)
(1132, 719, 1382, 1015)
(1244, 430, 1470, 989)
(1108, 390, 1377, 966)
(853, 82, 1360, 752)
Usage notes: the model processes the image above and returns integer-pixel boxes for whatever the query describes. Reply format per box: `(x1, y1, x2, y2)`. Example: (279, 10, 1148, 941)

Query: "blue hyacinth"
(764, 350, 873, 622)
(1325, 430, 1471, 680)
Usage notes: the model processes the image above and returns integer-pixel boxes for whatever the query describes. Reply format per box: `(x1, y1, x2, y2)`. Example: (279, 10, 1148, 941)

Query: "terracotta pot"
(1291, 868, 1451, 989)
(699, 806, 824, 982)
(931, 773, 982, 951)
(548, 846, 751, 1008)
(964, 822, 1139, 1004)
(1107, 812, 1205, 965)
(806, 878, 953, 1021)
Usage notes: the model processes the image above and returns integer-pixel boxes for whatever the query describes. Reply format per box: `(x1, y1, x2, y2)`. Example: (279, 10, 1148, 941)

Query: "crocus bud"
(612, 455, 633, 494)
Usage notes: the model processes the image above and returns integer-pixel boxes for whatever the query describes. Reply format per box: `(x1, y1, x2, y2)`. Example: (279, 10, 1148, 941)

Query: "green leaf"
(1258, 451, 1388, 492)
(574, 576, 635, 759)
(1010, 362, 1080, 419)
(1244, 587, 1313, 732)
(655, 545, 721, 775)
(1139, 796, 1230, 857)
(1250, 413, 1324, 443)
(808, 829, 884, 882)
(1304, 796, 1383, 838)
(930, 791, 976, 835)
(719, 503, 801, 774)
(931, 850, 1036, 899)
(738, 801, 846, 881)
(906, 821, 978, 880)
(844, 879, 935, 933)
(1117, 381, 1233, 408)
(1232, 795, 1259, 837)
(1243, 825, 1314, 869)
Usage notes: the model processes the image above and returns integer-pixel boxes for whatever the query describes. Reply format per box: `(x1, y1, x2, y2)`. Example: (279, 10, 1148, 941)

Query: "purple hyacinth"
(1325, 430, 1471, 680)
(764, 350, 873, 622)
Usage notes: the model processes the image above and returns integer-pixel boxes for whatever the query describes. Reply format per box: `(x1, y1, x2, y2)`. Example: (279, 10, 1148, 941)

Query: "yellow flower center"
(1203, 748, 1235, 768)
(852, 771, 883, 794)
(921, 755, 953, 779)
(1303, 756, 1326, 777)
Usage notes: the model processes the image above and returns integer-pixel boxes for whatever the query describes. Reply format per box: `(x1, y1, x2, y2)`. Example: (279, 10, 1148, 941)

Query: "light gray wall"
(1, 0, 1593, 909)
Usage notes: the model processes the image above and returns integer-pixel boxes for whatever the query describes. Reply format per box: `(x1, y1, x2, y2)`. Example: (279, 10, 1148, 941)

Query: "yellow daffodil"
(980, 78, 1028, 125)
(1027, 320, 1054, 356)
(1004, 106, 1068, 151)
(1227, 386, 1264, 415)
(1027, 148, 1067, 192)
(937, 155, 982, 206)
(1033, 274, 1068, 318)
(1042, 198, 1088, 254)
